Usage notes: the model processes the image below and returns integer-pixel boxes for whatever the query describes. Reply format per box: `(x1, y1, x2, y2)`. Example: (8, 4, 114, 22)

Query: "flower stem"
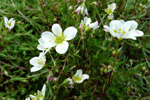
(49, 53, 56, 66)
(75, 30, 85, 53)
(103, 39, 120, 94)
(2, 30, 9, 53)
(39, 0, 49, 30)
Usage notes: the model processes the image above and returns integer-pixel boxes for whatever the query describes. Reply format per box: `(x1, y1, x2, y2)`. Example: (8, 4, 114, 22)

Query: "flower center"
(33, 90, 44, 100)
(105, 9, 112, 14)
(113, 29, 126, 34)
(55, 36, 65, 44)
(7, 21, 11, 26)
(38, 58, 45, 66)
(73, 75, 83, 82)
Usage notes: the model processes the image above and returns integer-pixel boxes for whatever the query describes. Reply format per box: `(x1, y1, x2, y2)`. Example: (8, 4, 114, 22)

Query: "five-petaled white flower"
(103, 20, 144, 40)
(105, 3, 116, 15)
(40, 24, 77, 54)
(30, 84, 46, 100)
(80, 17, 99, 31)
(75, 3, 88, 16)
(3, 16, 15, 30)
(29, 52, 46, 72)
(72, 69, 89, 83)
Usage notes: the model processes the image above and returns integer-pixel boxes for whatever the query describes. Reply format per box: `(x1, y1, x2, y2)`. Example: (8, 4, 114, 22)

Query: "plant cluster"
(0, 0, 150, 100)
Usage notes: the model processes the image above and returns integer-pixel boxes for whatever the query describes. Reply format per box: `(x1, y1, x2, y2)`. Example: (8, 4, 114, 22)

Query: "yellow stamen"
(123, 31, 126, 34)
(119, 28, 121, 31)
(114, 30, 117, 33)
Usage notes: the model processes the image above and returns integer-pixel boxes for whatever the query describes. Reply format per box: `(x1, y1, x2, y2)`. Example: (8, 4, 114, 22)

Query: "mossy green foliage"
(0, 0, 150, 99)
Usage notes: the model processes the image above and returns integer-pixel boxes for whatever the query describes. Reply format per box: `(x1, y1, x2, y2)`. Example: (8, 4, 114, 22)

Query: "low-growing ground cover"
(0, 0, 150, 99)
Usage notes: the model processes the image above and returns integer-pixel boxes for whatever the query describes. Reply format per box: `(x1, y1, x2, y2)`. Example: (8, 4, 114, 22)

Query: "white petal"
(82, 74, 89, 80)
(111, 3, 116, 11)
(67, 78, 74, 85)
(75, 80, 83, 83)
(84, 17, 91, 26)
(81, 6, 85, 16)
(84, 7, 89, 16)
(30, 66, 43, 72)
(8, 18, 14, 23)
(38, 38, 45, 44)
(11, 20, 15, 26)
(108, 14, 114, 20)
(41, 31, 55, 41)
(52, 24, 62, 36)
(123, 30, 144, 40)
(103, 25, 116, 37)
(75, 69, 82, 77)
(37, 44, 46, 51)
(39, 52, 46, 61)
(55, 41, 69, 54)
(29, 95, 36, 99)
(75, 6, 81, 12)
(134, 30, 144, 36)
(89, 21, 99, 30)
(7, 26, 12, 30)
(110, 20, 123, 31)
(129, 20, 138, 30)
(3, 16, 8, 24)
(64, 27, 77, 41)
(41, 84, 46, 96)
(29, 57, 39, 66)
(40, 97, 43, 100)
(119, 20, 125, 24)
(43, 41, 56, 48)
(25, 97, 30, 100)
(122, 21, 133, 33)
(9, 24, 15, 30)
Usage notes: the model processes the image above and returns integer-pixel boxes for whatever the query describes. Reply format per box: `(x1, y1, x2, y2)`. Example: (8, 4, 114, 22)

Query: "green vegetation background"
(0, 0, 150, 99)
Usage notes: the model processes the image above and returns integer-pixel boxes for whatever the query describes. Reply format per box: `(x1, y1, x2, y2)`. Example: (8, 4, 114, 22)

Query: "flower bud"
(53, 18, 57, 22)
(108, 65, 113, 69)
(142, 66, 146, 71)
(104, 69, 108, 73)
(112, 51, 116, 56)
(100, 67, 104, 72)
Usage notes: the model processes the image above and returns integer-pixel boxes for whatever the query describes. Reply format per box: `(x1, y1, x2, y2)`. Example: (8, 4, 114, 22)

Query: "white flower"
(72, 69, 89, 83)
(30, 84, 46, 100)
(66, 78, 74, 85)
(107, 14, 114, 20)
(92, 2, 98, 5)
(63, 78, 74, 88)
(37, 38, 51, 53)
(103, 20, 144, 40)
(40, 24, 77, 54)
(80, 17, 99, 31)
(75, 3, 88, 16)
(29, 52, 46, 72)
(140, 4, 147, 9)
(3, 16, 15, 30)
(25, 97, 30, 100)
(105, 3, 116, 15)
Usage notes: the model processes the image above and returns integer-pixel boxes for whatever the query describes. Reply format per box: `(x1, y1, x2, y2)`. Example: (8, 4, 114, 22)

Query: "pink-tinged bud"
(79, 24, 82, 29)
(47, 75, 53, 82)
(50, 77, 53, 82)
(0, 35, 1, 38)
(47, 75, 51, 81)
(53, 77, 58, 81)
(93, 2, 98, 5)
